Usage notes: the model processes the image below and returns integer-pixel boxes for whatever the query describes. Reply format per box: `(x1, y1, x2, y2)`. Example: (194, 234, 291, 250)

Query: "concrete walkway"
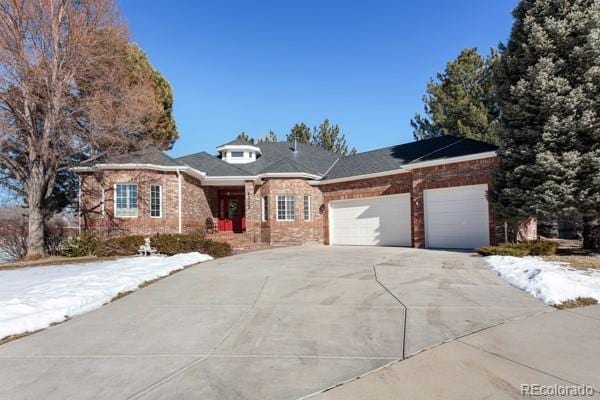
(0, 246, 550, 399)
(309, 306, 600, 399)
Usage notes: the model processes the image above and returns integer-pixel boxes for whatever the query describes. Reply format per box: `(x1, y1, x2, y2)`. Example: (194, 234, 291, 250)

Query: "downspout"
(177, 169, 182, 234)
(77, 175, 82, 235)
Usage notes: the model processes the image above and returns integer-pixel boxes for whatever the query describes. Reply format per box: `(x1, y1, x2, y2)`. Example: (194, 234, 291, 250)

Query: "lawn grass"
(0, 255, 124, 270)
(555, 297, 598, 310)
(543, 239, 600, 270)
(543, 254, 600, 270)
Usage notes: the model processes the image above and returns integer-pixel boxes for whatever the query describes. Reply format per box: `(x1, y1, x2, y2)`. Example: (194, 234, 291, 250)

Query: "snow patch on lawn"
(485, 256, 600, 305)
(0, 252, 212, 340)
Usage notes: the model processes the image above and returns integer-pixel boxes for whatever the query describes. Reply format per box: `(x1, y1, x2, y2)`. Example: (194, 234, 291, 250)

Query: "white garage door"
(424, 184, 490, 249)
(329, 194, 411, 246)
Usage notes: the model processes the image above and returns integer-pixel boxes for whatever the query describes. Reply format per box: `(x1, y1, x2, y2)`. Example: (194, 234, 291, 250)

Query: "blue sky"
(120, 0, 518, 157)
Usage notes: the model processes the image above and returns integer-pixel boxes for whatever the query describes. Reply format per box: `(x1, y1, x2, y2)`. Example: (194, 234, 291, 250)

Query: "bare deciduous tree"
(0, 0, 158, 258)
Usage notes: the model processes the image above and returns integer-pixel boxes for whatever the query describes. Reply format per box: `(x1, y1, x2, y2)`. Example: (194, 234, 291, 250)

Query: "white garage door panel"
(330, 195, 411, 246)
(424, 184, 490, 249)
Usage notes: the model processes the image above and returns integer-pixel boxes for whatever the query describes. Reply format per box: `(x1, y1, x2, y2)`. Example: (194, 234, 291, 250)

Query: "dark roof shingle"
(176, 152, 251, 176)
(88, 135, 497, 180)
(323, 136, 497, 180)
(102, 148, 184, 167)
(218, 138, 254, 147)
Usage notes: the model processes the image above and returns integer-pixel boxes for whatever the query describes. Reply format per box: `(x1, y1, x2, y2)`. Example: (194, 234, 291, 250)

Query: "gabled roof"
(98, 147, 185, 167)
(257, 157, 321, 176)
(234, 142, 338, 176)
(323, 136, 497, 180)
(176, 152, 250, 176)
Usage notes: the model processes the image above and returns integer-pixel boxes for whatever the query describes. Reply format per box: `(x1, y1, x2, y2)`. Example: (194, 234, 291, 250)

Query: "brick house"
(74, 135, 501, 249)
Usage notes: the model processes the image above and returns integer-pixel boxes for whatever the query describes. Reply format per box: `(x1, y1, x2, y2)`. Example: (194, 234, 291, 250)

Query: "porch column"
(244, 181, 260, 242)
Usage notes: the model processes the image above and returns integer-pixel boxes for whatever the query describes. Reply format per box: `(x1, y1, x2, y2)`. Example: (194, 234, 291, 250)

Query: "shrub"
(94, 234, 232, 258)
(152, 234, 202, 255)
(201, 239, 232, 258)
(477, 240, 558, 257)
(64, 233, 99, 257)
(0, 216, 28, 261)
(152, 234, 232, 258)
(526, 240, 559, 256)
(45, 218, 68, 256)
(96, 235, 145, 257)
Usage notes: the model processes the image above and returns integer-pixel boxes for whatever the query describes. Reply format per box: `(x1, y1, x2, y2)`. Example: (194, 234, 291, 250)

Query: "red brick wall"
(410, 157, 497, 247)
(320, 172, 414, 244)
(244, 181, 261, 243)
(80, 170, 213, 237)
(257, 178, 324, 245)
(79, 156, 497, 248)
(319, 157, 498, 247)
(181, 174, 213, 233)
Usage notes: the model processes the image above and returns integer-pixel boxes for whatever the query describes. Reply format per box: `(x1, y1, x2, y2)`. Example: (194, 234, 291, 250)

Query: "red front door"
(218, 193, 245, 233)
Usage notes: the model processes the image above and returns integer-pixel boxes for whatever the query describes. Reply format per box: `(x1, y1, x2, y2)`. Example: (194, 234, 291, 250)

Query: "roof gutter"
(309, 151, 497, 185)
(72, 164, 207, 180)
(201, 172, 323, 186)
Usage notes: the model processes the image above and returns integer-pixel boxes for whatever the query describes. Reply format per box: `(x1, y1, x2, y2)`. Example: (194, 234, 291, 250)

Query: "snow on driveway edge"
(0, 252, 212, 340)
(485, 255, 600, 305)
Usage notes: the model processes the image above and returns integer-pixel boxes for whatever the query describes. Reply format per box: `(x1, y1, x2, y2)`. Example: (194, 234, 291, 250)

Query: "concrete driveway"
(0, 246, 549, 399)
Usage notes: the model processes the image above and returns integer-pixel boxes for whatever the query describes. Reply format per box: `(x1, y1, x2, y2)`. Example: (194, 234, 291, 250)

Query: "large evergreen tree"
(286, 120, 356, 155)
(287, 123, 311, 144)
(236, 132, 255, 144)
(411, 48, 499, 144)
(312, 119, 357, 155)
(490, 0, 600, 249)
(258, 130, 278, 143)
(126, 45, 178, 149)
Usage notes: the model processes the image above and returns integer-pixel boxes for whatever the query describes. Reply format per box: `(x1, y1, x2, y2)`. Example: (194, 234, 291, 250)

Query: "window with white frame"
(303, 195, 311, 221)
(277, 195, 295, 221)
(261, 196, 268, 222)
(150, 185, 162, 218)
(115, 183, 138, 217)
(100, 187, 105, 217)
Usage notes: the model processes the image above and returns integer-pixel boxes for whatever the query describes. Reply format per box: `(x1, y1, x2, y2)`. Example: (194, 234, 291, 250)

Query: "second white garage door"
(424, 184, 490, 249)
(329, 194, 411, 246)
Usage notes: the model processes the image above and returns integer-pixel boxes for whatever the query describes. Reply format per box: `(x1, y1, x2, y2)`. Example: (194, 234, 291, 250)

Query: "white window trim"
(276, 195, 295, 221)
(114, 183, 138, 218)
(261, 196, 268, 222)
(304, 195, 311, 221)
(100, 187, 105, 218)
(150, 184, 162, 218)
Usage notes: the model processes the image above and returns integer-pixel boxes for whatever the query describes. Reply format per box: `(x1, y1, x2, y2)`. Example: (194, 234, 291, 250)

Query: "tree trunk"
(25, 167, 47, 260)
(582, 216, 600, 251)
(26, 204, 46, 259)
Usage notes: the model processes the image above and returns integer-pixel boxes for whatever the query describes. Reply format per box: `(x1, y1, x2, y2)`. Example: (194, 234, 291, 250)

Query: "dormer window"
(217, 140, 262, 164)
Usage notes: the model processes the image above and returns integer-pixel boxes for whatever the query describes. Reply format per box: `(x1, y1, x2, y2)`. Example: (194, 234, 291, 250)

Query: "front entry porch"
(216, 188, 246, 233)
